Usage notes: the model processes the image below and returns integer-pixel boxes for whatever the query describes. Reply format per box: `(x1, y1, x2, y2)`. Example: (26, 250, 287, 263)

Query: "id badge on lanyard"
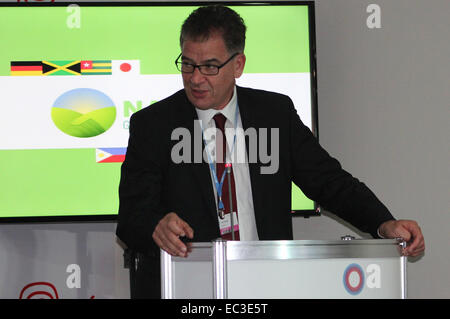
(219, 211, 239, 235)
(200, 105, 240, 224)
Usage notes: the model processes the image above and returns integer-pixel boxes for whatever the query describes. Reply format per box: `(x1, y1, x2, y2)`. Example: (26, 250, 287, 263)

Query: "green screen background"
(0, 4, 314, 218)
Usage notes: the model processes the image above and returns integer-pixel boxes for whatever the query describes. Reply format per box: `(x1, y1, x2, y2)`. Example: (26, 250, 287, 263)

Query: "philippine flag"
(96, 147, 127, 163)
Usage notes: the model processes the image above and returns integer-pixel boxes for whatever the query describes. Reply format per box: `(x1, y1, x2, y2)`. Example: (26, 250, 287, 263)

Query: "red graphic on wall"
(17, 1, 56, 3)
(19, 282, 95, 299)
(19, 282, 59, 299)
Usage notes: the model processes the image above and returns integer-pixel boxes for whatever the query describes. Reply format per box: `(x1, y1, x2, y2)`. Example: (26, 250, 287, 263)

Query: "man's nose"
(190, 67, 205, 84)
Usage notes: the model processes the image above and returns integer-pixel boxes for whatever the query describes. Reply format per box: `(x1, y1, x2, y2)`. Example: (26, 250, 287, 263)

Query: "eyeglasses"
(175, 52, 239, 75)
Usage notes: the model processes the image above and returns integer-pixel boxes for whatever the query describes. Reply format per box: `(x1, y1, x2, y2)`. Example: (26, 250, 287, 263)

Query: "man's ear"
(234, 53, 246, 79)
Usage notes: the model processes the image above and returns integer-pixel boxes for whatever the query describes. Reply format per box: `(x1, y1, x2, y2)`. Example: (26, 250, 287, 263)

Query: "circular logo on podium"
(343, 263, 365, 295)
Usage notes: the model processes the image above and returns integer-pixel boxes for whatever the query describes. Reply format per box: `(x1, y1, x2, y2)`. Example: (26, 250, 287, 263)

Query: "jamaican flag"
(42, 60, 81, 76)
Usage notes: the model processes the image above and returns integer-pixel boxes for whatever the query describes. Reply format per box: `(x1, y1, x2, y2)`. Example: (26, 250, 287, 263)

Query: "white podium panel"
(161, 239, 407, 299)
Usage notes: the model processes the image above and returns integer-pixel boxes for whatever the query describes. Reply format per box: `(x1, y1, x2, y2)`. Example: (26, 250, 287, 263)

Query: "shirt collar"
(195, 86, 237, 127)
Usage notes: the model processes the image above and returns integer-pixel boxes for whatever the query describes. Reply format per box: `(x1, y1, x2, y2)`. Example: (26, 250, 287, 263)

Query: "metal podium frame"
(161, 239, 407, 299)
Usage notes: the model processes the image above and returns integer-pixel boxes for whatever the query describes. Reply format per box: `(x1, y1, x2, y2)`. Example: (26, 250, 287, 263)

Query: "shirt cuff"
(377, 227, 385, 239)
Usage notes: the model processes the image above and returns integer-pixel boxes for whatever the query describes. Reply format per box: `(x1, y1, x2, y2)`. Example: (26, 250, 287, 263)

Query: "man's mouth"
(191, 88, 208, 98)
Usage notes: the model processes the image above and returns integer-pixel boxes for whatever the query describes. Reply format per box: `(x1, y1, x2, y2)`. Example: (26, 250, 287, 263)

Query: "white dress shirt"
(195, 87, 259, 241)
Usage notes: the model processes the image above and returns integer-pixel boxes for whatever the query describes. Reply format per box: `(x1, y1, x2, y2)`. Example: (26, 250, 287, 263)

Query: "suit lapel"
(175, 93, 218, 222)
(236, 87, 264, 232)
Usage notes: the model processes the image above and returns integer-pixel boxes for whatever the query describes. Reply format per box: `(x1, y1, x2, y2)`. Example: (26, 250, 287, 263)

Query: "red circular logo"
(120, 63, 132, 73)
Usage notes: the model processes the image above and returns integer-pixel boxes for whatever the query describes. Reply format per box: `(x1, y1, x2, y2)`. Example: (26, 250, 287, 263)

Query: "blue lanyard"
(200, 104, 239, 218)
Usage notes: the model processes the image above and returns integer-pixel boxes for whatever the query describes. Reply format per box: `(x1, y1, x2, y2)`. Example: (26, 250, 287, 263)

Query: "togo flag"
(81, 60, 112, 75)
(112, 60, 140, 75)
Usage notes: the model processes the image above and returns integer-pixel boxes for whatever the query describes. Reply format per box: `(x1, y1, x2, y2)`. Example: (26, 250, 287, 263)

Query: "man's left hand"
(378, 219, 425, 257)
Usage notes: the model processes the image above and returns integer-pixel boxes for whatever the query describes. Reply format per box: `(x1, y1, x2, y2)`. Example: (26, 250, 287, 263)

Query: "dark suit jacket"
(116, 86, 394, 256)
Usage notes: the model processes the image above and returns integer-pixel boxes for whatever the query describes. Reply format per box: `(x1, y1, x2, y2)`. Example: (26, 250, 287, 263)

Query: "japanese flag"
(112, 60, 140, 76)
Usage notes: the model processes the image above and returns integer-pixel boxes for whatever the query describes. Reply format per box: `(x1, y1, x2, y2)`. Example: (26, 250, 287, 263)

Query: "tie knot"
(213, 113, 227, 133)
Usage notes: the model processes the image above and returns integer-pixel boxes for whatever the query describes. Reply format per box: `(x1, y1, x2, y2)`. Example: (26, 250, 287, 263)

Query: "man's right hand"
(152, 212, 194, 257)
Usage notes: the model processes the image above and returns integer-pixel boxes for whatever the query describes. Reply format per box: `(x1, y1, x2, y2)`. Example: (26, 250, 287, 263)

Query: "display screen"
(0, 1, 318, 221)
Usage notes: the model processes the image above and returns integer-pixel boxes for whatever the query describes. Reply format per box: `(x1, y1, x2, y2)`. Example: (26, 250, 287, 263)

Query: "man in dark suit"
(116, 5, 424, 298)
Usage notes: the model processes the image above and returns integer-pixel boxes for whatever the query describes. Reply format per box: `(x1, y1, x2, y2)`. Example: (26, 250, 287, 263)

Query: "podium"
(161, 239, 407, 299)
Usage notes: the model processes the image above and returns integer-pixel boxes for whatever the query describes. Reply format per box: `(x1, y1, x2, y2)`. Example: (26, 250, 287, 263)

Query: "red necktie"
(213, 113, 239, 240)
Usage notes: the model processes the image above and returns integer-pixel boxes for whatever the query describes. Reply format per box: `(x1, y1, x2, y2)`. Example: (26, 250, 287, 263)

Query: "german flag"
(10, 61, 43, 76)
(42, 60, 81, 76)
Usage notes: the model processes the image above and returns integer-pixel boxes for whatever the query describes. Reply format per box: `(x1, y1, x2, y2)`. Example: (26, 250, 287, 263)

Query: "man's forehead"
(181, 34, 228, 62)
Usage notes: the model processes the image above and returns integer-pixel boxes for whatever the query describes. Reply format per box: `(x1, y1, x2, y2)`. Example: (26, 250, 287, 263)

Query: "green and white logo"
(51, 88, 116, 138)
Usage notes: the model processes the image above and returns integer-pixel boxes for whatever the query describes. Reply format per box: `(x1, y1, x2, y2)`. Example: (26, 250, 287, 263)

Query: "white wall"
(0, 222, 129, 299)
(293, 0, 450, 298)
